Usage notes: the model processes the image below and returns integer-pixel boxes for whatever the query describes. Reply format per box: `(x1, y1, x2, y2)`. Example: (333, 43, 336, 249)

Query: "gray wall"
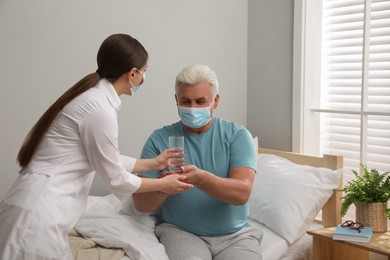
(0, 0, 248, 198)
(0, 0, 295, 199)
(247, 0, 294, 151)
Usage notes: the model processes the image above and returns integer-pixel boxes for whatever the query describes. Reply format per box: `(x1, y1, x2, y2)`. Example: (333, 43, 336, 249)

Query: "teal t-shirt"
(140, 117, 257, 236)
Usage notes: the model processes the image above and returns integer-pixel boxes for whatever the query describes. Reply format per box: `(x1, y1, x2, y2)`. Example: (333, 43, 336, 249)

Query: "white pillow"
(253, 136, 259, 154)
(248, 154, 340, 244)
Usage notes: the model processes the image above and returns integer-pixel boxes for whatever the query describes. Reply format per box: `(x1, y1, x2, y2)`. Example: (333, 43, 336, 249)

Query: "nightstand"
(307, 227, 390, 260)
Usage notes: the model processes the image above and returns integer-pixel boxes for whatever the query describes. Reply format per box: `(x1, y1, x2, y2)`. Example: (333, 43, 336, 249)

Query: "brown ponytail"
(17, 73, 100, 168)
(17, 34, 148, 169)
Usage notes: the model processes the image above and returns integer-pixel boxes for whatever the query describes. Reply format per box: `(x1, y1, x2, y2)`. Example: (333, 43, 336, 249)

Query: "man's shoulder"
(215, 117, 243, 126)
(215, 117, 249, 132)
(149, 121, 182, 139)
(153, 121, 181, 132)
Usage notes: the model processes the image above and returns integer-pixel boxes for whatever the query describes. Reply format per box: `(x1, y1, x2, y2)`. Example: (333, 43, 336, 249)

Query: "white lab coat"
(0, 79, 141, 260)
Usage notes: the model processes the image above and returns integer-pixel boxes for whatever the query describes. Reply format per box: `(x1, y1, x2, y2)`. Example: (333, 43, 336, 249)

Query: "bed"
(69, 147, 343, 260)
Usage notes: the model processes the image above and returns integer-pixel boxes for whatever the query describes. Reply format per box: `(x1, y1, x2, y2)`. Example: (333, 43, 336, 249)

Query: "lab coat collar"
(96, 78, 122, 111)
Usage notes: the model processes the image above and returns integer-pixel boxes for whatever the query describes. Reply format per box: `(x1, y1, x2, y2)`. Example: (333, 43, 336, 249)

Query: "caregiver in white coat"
(0, 33, 193, 260)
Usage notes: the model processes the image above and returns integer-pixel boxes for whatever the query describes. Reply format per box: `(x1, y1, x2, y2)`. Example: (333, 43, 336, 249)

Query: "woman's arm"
(135, 174, 192, 194)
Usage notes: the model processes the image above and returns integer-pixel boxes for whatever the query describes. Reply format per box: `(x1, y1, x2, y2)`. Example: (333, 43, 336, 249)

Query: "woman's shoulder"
(63, 87, 113, 120)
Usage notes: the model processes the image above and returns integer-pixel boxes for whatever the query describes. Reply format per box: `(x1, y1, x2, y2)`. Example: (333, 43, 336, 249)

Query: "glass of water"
(168, 135, 185, 172)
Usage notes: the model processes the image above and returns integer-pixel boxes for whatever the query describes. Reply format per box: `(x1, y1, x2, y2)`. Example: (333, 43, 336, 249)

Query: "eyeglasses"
(341, 220, 364, 233)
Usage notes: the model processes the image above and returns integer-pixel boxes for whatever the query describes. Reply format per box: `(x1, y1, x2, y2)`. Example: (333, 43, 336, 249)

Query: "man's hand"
(179, 165, 206, 186)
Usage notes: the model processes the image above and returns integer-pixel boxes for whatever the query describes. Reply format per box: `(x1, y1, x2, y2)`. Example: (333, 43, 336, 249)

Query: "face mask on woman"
(178, 103, 213, 128)
(130, 69, 146, 95)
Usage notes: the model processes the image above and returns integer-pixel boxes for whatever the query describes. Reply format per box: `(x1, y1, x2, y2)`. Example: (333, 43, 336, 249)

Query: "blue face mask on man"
(178, 103, 213, 128)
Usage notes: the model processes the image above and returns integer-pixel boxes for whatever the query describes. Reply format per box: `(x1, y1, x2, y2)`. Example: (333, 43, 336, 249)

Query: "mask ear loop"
(129, 80, 135, 96)
(136, 68, 146, 82)
(128, 70, 135, 95)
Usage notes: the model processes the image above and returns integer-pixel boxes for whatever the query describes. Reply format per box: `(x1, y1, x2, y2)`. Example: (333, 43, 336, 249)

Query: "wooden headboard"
(258, 148, 344, 228)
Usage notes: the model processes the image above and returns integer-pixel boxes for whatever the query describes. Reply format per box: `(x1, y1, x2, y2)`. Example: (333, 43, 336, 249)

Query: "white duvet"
(75, 194, 315, 260)
(74, 194, 169, 260)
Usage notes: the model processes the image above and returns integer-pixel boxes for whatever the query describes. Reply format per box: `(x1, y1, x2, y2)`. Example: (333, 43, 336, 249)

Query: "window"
(293, 0, 390, 220)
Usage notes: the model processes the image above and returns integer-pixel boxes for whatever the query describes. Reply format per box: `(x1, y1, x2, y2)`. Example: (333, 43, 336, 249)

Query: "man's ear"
(213, 94, 220, 109)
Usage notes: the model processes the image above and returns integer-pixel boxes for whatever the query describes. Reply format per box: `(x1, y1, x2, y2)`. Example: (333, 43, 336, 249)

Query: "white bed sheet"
(250, 219, 288, 259)
(80, 195, 321, 260)
(249, 219, 323, 260)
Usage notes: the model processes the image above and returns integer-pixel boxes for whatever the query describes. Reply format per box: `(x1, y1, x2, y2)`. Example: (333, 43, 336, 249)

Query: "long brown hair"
(17, 34, 148, 169)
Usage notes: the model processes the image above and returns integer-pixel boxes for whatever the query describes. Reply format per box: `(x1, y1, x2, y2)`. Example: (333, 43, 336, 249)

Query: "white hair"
(175, 64, 219, 97)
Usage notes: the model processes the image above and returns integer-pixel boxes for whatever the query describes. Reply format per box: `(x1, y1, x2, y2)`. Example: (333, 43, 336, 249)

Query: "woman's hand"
(133, 148, 184, 173)
(159, 174, 193, 195)
(154, 148, 185, 171)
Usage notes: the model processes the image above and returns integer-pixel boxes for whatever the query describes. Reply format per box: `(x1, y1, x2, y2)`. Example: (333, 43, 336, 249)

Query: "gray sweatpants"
(155, 223, 263, 260)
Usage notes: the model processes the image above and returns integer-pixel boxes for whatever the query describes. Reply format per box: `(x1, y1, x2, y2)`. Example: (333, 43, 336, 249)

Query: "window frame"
(293, 0, 323, 155)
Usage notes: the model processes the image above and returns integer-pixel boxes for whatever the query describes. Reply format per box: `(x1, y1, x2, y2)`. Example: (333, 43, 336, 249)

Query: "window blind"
(319, 0, 390, 175)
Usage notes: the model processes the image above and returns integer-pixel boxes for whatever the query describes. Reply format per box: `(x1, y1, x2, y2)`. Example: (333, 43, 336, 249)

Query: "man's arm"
(180, 165, 255, 205)
(132, 177, 169, 212)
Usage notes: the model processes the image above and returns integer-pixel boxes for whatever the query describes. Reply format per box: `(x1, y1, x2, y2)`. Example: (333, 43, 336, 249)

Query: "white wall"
(0, 0, 248, 198)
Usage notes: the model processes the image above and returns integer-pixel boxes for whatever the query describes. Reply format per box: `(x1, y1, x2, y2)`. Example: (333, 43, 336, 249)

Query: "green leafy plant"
(340, 164, 390, 219)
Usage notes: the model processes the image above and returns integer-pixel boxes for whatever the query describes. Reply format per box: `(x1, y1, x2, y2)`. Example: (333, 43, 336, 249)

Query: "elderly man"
(133, 64, 262, 260)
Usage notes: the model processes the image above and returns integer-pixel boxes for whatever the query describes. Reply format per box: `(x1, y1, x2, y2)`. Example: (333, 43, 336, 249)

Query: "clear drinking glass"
(168, 135, 185, 172)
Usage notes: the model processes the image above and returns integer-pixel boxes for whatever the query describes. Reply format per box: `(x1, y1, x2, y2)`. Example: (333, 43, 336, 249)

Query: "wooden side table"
(307, 227, 390, 260)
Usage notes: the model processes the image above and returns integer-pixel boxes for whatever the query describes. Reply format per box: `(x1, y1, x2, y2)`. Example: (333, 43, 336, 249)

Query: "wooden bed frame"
(258, 148, 344, 228)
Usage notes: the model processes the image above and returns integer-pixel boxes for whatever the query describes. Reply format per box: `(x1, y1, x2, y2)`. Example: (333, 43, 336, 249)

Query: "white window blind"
(318, 0, 390, 176)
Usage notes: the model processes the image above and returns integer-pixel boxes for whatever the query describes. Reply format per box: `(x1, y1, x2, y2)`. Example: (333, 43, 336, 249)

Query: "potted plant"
(341, 164, 390, 232)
